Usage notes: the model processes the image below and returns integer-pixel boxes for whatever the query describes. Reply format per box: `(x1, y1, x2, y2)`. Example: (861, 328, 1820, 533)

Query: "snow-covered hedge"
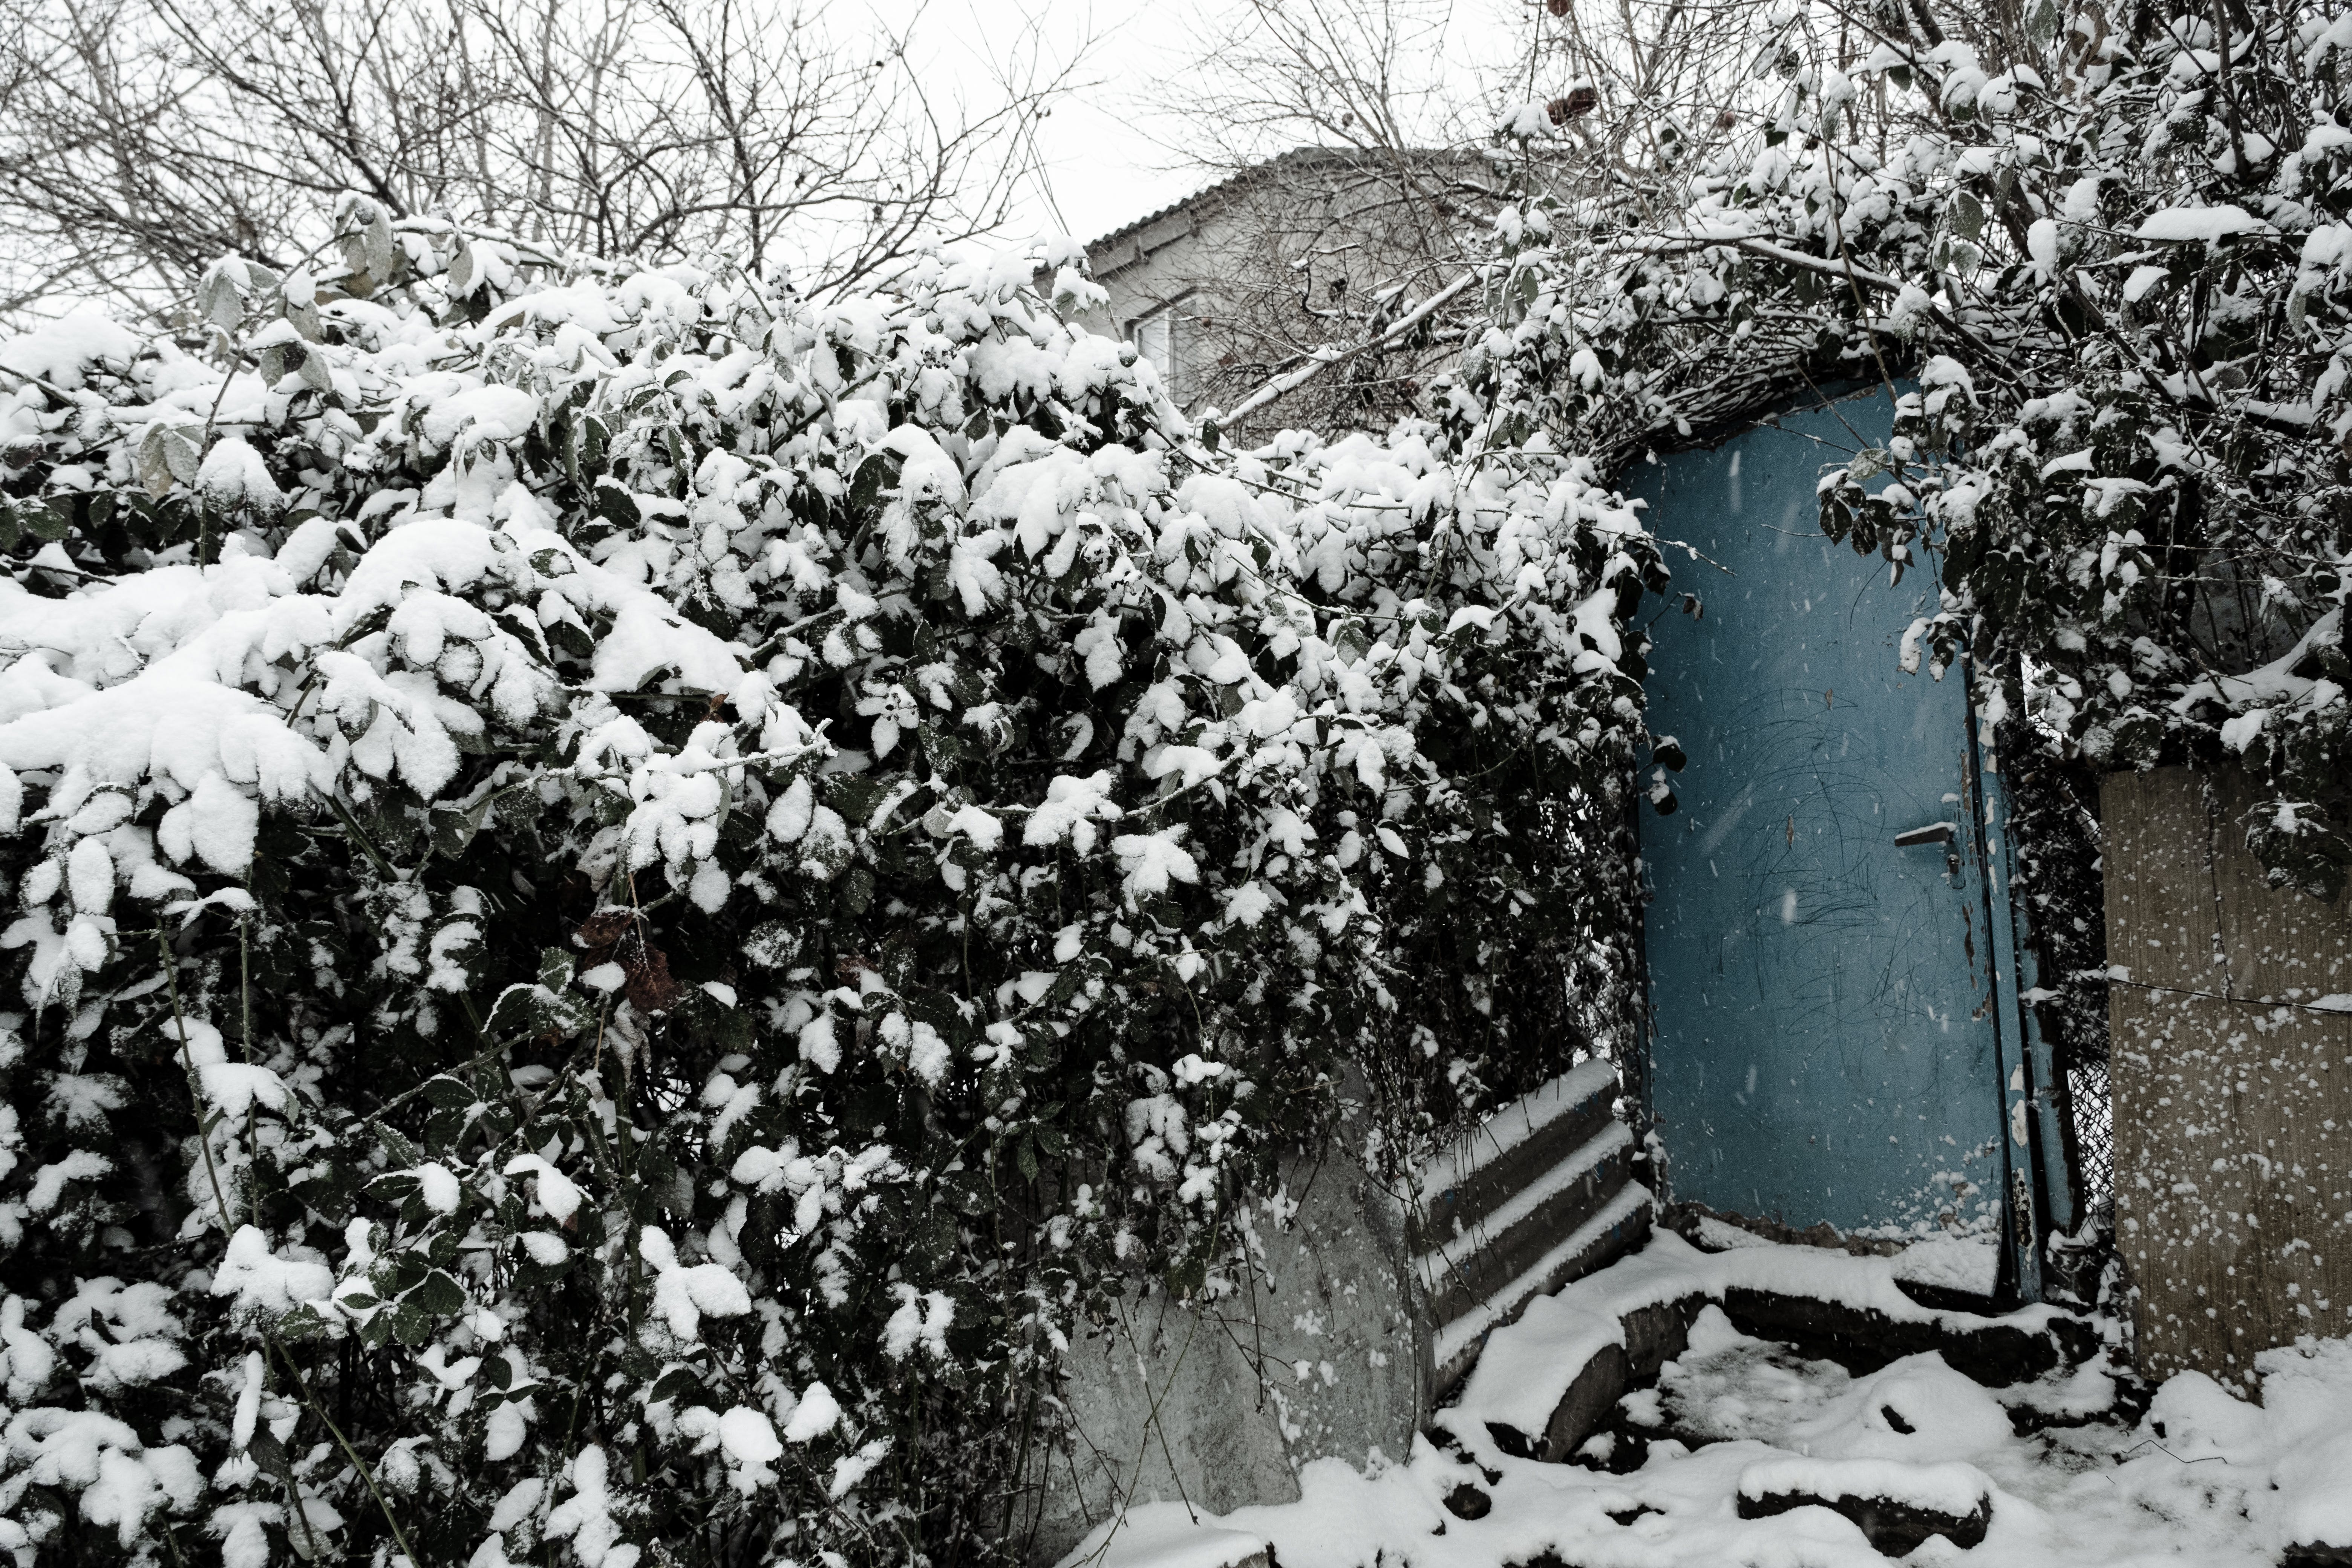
(0, 201, 1658, 1563)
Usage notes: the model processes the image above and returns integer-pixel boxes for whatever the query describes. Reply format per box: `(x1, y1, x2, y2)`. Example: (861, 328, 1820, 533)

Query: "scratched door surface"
(1631, 391, 2017, 1250)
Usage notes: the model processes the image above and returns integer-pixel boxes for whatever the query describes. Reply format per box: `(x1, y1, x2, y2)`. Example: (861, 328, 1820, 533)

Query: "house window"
(1130, 308, 1178, 398)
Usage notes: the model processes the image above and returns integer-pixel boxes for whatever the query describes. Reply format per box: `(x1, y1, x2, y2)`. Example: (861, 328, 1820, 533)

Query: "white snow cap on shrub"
(0, 196, 1662, 1566)
(211, 1227, 333, 1318)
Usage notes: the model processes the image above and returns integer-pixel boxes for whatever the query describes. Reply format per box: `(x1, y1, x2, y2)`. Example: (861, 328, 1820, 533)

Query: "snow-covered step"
(1736, 1457, 1994, 1555)
(1418, 1118, 1635, 1324)
(1413, 1057, 1620, 1248)
(1436, 1229, 2099, 1465)
(1427, 1180, 1656, 1403)
(1412, 1060, 1653, 1393)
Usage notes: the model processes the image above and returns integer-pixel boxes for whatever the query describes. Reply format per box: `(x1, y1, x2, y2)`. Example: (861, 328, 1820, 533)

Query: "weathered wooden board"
(2102, 766, 2352, 1387)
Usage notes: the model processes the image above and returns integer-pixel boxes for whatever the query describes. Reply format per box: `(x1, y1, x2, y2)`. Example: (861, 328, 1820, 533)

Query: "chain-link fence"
(2068, 1059, 2115, 1214)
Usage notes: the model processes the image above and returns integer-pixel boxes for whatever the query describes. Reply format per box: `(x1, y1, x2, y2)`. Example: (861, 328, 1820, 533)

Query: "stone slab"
(1738, 1487, 1991, 1556)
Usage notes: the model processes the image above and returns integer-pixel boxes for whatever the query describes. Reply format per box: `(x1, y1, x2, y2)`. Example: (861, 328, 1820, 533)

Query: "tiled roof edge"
(1083, 145, 1492, 259)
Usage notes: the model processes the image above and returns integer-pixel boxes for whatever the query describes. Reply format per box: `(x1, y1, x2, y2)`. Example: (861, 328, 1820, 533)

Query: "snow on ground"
(1061, 1260, 2352, 1568)
(1445, 1230, 2057, 1446)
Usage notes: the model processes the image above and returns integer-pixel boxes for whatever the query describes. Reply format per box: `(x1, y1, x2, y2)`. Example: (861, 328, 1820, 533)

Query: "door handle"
(1896, 821, 1961, 876)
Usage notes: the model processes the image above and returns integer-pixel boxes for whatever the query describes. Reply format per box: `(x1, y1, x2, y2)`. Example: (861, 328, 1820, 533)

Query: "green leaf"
(430, 796, 495, 858)
(390, 1303, 433, 1347)
(407, 1268, 467, 1317)
(843, 865, 876, 914)
(138, 427, 180, 497)
(1949, 190, 1986, 243)
(825, 773, 884, 827)
(364, 207, 397, 283)
(200, 269, 243, 333)
(594, 480, 640, 532)
(648, 1366, 705, 1406)
(743, 921, 805, 969)
(484, 983, 540, 1040)
(245, 1429, 290, 1471)
(848, 451, 903, 514)
(142, 423, 204, 495)
(547, 991, 596, 1037)
(376, 1123, 424, 1168)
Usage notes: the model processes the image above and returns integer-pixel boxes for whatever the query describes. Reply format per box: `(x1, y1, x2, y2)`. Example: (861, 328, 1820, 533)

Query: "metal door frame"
(1628, 392, 2076, 1305)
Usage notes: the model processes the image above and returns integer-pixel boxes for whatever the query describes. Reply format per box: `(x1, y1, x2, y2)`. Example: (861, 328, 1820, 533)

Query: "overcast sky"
(868, 0, 1531, 247)
(863, 0, 1231, 245)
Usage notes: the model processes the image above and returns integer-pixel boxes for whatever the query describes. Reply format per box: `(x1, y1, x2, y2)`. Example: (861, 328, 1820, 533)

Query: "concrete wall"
(1071, 150, 1491, 434)
(1020, 1061, 1649, 1563)
(1017, 1090, 1428, 1565)
(1073, 204, 1221, 409)
(2102, 766, 2352, 1388)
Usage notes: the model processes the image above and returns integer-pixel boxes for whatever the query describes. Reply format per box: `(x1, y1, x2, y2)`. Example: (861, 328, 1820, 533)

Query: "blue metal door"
(1630, 390, 2050, 1296)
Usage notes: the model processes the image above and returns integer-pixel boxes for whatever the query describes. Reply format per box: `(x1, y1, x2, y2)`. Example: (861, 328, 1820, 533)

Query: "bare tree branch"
(0, 0, 1086, 314)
